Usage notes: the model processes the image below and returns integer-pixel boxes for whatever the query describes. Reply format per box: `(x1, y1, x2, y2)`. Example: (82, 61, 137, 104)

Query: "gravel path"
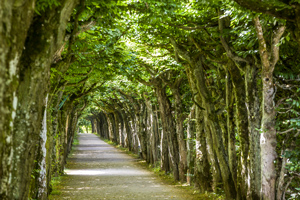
(50, 133, 202, 200)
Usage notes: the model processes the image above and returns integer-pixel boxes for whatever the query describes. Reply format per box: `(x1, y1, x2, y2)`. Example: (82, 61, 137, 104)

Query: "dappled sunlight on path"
(50, 133, 199, 200)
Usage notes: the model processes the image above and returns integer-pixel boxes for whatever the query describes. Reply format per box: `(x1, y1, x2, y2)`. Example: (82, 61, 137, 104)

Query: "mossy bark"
(194, 62, 236, 199)
(1, 1, 79, 199)
(138, 102, 148, 160)
(0, 1, 35, 198)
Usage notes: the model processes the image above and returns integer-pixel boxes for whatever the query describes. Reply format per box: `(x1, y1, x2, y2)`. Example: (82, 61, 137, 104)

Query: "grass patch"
(48, 176, 63, 199)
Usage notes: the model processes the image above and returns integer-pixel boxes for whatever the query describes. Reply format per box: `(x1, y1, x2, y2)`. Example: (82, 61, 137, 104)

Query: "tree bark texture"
(0, 1, 36, 198)
(144, 94, 160, 165)
(8, 1, 79, 199)
(138, 103, 148, 160)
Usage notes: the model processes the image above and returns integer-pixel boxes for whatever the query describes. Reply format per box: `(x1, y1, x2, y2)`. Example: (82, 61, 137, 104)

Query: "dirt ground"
(49, 133, 216, 200)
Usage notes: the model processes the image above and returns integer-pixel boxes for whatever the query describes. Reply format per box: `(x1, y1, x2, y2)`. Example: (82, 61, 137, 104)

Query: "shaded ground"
(49, 133, 216, 200)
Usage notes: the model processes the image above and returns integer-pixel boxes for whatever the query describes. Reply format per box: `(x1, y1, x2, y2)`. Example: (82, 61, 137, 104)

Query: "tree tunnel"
(1, 0, 300, 200)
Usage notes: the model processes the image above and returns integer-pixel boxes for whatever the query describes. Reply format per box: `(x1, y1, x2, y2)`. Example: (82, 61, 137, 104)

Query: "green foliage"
(284, 141, 300, 172)
(78, 117, 92, 133)
(35, 0, 60, 15)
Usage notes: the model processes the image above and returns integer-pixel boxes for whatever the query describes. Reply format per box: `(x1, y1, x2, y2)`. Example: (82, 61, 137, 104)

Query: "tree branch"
(277, 128, 300, 136)
(271, 25, 286, 69)
(170, 38, 192, 63)
(192, 93, 205, 110)
(254, 16, 271, 71)
(220, 36, 249, 64)
(167, 22, 218, 30)
(218, 12, 248, 72)
(189, 36, 227, 65)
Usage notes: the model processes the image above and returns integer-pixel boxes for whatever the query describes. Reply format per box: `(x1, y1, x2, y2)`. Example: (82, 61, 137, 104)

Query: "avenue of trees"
(0, 0, 300, 199)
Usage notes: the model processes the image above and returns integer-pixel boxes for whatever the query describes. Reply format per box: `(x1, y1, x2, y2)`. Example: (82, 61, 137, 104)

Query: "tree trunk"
(154, 104, 161, 163)
(170, 83, 188, 182)
(185, 66, 212, 191)
(28, 95, 49, 200)
(91, 119, 96, 133)
(171, 39, 236, 198)
(105, 112, 115, 142)
(139, 103, 148, 160)
(116, 110, 125, 147)
(225, 69, 237, 189)
(186, 105, 196, 185)
(100, 112, 110, 139)
(245, 64, 261, 200)
(144, 94, 158, 165)
(0, 2, 35, 198)
(227, 60, 249, 199)
(113, 111, 120, 145)
(155, 85, 180, 180)
(205, 121, 222, 192)
(254, 16, 285, 200)
(159, 116, 170, 172)
(131, 115, 140, 154)
(9, 1, 78, 199)
(195, 105, 212, 192)
(193, 61, 236, 199)
(120, 108, 133, 150)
